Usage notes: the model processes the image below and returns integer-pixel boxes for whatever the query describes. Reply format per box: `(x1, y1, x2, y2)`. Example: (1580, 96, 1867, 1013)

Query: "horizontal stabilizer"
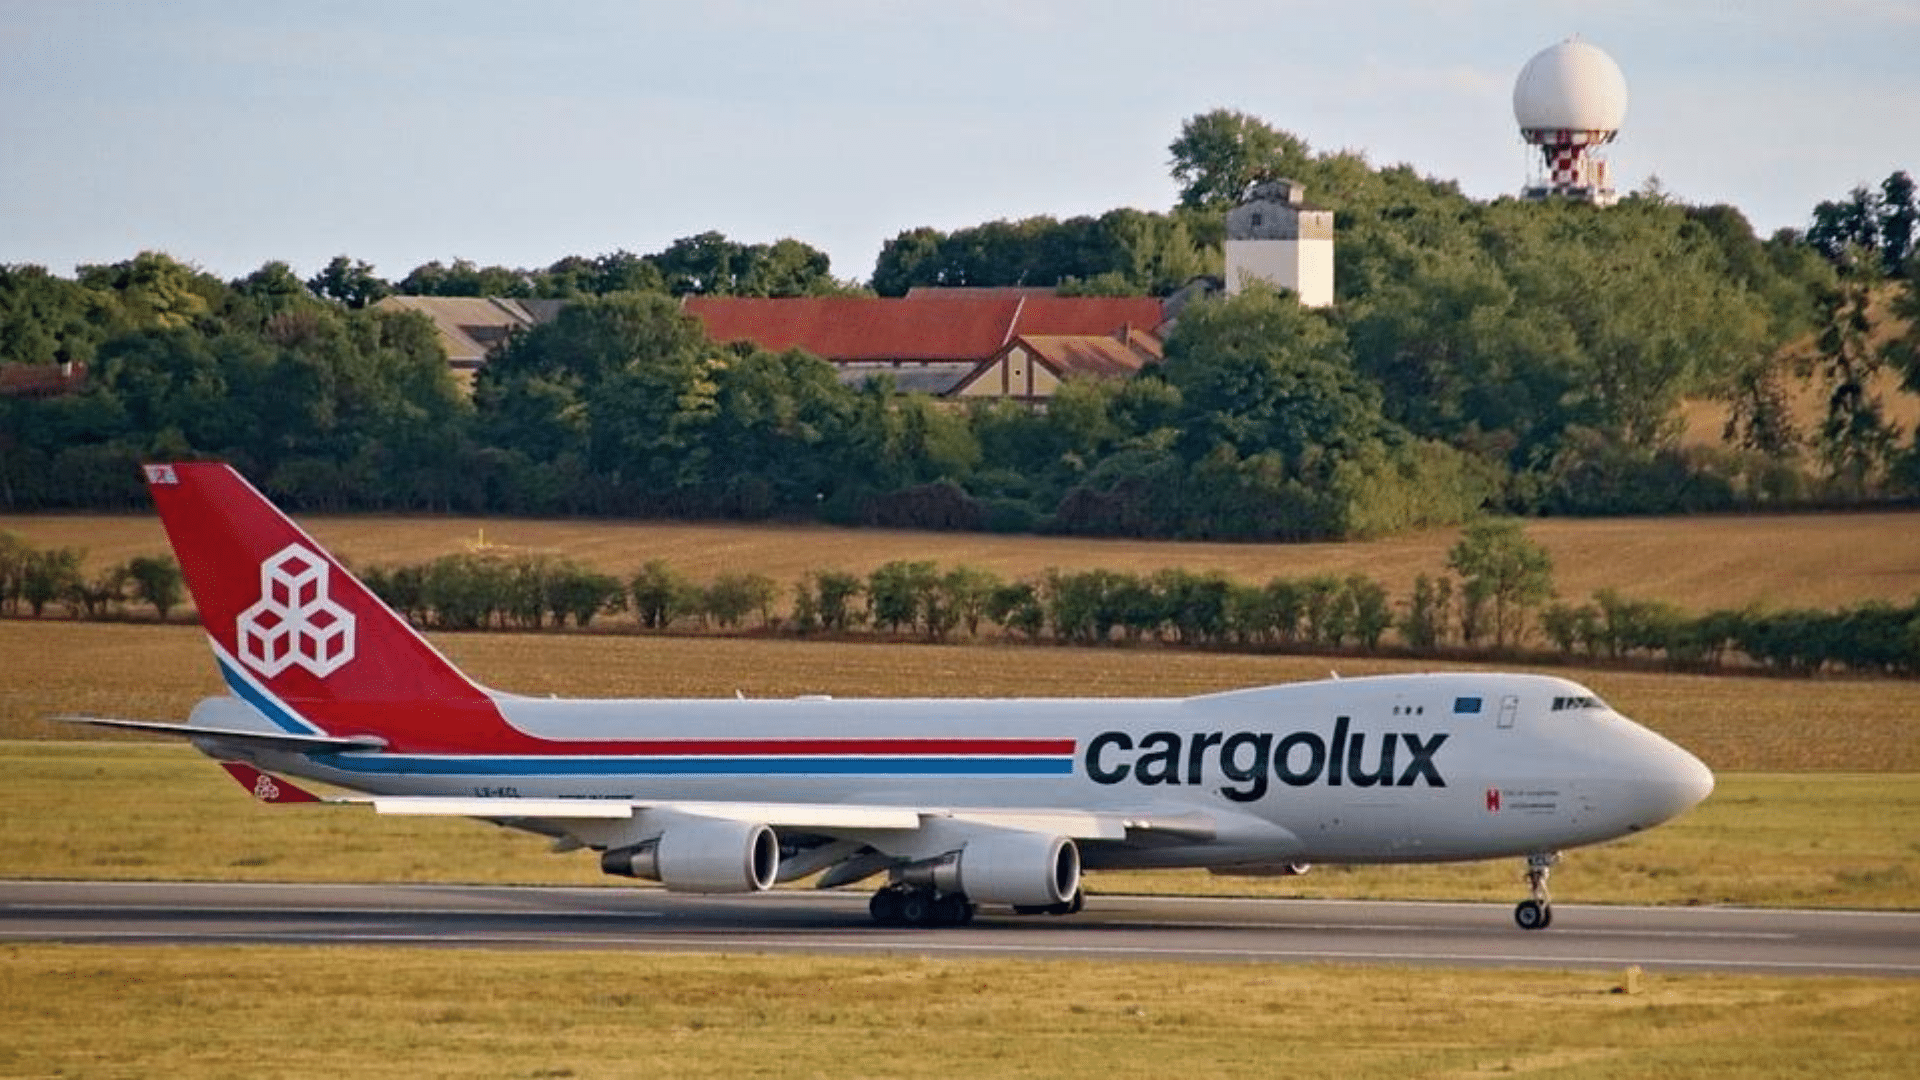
(51, 715, 387, 753)
(220, 762, 325, 803)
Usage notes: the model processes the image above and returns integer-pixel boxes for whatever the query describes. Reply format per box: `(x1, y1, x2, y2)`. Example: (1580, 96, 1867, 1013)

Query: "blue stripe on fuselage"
(216, 655, 322, 735)
(315, 754, 1076, 777)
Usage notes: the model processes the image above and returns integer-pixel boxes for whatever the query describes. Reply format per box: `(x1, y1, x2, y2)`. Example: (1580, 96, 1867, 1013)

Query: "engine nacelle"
(904, 831, 1080, 907)
(600, 817, 779, 893)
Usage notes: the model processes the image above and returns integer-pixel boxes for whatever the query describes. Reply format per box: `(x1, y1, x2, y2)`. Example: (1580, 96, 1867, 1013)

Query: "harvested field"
(4, 506, 1918, 615)
(5, 620, 1917, 772)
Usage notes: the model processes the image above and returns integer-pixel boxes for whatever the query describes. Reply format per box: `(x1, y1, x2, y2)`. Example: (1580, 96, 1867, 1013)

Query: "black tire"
(934, 893, 969, 927)
(899, 889, 934, 926)
(869, 888, 904, 925)
(1514, 899, 1550, 931)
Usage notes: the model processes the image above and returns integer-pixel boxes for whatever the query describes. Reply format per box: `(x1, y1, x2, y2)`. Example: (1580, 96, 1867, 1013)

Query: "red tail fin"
(145, 462, 503, 751)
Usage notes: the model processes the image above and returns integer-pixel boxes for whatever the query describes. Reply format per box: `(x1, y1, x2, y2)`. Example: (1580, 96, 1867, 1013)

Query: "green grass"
(1, 945, 1915, 1079)
(4, 743, 1916, 910)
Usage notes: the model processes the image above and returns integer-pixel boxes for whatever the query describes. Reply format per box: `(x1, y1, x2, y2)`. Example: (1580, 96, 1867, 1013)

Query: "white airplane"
(71, 462, 1714, 931)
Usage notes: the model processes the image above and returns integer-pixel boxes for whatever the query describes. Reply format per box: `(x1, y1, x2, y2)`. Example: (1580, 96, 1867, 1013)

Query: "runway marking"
(3, 928, 1916, 975)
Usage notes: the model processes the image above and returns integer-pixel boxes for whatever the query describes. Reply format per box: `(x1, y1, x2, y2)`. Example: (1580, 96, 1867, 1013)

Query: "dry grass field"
(5, 504, 1919, 615)
(4, 945, 1915, 1079)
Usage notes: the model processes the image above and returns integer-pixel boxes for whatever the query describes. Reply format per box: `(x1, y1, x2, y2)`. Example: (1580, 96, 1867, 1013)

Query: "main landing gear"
(867, 885, 1087, 927)
(869, 884, 975, 927)
(1514, 852, 1559, 930)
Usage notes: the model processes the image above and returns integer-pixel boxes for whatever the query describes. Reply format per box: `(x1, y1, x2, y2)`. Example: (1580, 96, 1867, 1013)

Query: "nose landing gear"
(1514, 852, 1558, 930)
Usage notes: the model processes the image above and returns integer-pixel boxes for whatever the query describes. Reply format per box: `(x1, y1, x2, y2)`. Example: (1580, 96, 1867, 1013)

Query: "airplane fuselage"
(198, 670, 1711, 871)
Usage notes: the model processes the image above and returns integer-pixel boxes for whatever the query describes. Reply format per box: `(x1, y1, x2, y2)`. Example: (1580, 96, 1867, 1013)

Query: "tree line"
(0, 534, 182, 620)
(7, 523, 1914, 676)
(3, 112, 1916, 535)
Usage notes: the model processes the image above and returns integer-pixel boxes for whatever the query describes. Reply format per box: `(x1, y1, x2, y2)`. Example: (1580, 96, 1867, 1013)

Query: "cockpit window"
(1550, 695, 1605, 712)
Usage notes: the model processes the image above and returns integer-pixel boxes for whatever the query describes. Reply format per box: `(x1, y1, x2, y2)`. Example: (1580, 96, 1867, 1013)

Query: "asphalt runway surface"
(6, 881, 1916, 976)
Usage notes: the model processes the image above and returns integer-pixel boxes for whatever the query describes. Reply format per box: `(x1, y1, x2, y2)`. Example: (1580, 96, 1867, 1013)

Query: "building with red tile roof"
(683, 292, 1168, 398)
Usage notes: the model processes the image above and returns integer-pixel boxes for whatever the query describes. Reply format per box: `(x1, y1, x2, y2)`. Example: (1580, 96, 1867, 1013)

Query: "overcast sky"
(3, 1, 1914, 286)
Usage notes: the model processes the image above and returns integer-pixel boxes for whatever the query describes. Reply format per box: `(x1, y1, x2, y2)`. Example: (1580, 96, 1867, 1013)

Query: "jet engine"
(600, 817, 779, 893)
(902, 831, 1080, 907)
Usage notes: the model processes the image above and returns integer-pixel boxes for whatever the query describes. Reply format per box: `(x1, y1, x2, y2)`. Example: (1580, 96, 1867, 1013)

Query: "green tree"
(307, 255, 392, 308)
(1448, 519, 1555, 649)
(1347, 575, 1392, 650)
(810, 570, 865, 632)
(939, 565, 1003, 638)
(545, 563, 624, 628)
(1159, 287, 1371, 468)
(986, 580, 1046, 640)
(1812, 262, 1898, 497)
(21, 547, 84, 617)
(1168, 109, 1309, 210)
(125, 554, 184, 620)
(630, 560, 694, 630)
(1397, 573, 1453, 650)
(77, 251, 222, 333)
(703, 572, 777, 629)
(867, 560, 938, 635)
(0, 264, 108, 366)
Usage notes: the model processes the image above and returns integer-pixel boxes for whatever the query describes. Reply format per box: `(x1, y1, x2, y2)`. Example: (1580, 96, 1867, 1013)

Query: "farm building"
(382, 289, 1169, 402)
(684, 289, 1168, 400)
(373, 297, 566, 382)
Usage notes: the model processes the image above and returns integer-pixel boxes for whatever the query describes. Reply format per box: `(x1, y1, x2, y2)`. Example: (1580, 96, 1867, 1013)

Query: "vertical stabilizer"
(142, 462, 507, 751)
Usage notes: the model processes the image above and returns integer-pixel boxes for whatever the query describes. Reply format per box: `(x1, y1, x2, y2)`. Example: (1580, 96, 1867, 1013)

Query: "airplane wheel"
(934, 893, 971, 927)
(1046, 888, 1085, 916)
(869, 888, 904, 925)
(899, 889, 935, 926)
(1515, 899, 1552, 931)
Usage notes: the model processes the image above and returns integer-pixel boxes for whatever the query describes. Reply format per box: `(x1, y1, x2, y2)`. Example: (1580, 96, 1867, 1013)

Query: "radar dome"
(1513, 38, 1627, 135)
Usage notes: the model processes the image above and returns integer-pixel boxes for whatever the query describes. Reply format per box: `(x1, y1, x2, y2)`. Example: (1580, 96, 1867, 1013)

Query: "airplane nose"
(1654, 743, 1715, 821)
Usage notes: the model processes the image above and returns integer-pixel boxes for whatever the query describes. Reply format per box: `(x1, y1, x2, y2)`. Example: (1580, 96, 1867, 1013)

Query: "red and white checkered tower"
(1514, 38, 1627, 207)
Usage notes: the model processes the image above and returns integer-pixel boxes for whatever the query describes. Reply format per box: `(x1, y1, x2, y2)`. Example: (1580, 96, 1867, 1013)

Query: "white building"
(1223, 179, 1334, 307)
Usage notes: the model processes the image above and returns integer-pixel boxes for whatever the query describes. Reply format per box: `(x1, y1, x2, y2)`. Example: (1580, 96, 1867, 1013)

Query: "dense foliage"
(3, 112, 1915, 533)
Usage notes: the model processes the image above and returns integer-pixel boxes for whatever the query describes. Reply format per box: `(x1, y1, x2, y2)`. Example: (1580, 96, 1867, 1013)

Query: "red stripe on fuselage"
(285, 699, 1075, 757)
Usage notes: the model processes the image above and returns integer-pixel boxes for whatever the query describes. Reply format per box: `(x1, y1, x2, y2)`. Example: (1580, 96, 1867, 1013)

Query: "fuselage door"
(1497, 695, 1520, 730)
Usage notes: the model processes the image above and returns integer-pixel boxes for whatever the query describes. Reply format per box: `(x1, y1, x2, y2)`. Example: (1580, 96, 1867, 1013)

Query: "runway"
(5, 881, 1915, 976)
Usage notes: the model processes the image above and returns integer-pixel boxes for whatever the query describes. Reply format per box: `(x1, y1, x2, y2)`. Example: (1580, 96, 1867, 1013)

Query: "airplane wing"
(212, 763, 1216, 841)
(53, 715, 387, 753)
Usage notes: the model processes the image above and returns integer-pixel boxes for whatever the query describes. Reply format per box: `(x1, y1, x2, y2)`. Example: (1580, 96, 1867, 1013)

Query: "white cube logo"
(237, 544, 356, 678)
